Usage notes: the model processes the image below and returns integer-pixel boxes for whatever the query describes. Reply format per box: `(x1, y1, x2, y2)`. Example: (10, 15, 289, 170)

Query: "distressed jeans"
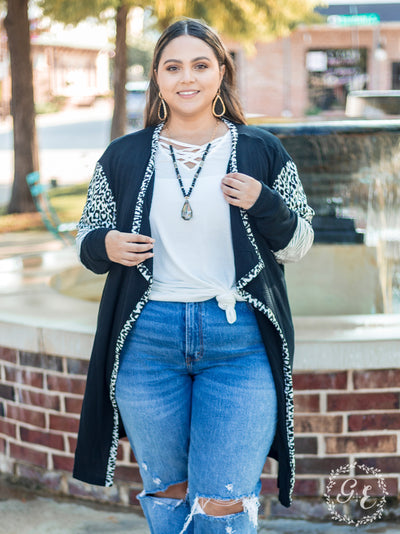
(115, 299, 277, 534)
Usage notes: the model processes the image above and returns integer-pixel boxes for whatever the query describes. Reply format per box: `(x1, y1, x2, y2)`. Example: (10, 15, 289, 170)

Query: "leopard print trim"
(76, 162, 116, 256)
(238, 288, 295, 504)
(105, 125, 164, 486)
(223, 119, 295, 502)
(272, 160, 314, 224)
(105, 284, 152, 486)
(222, 119, 265, 289)
(131, 123, 163, 235)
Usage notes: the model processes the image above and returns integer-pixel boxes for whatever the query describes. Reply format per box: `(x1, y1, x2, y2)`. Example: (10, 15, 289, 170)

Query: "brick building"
(0, 19, 110, 117)
(232, 1, 400, 118)
(31, 36, 111, 107)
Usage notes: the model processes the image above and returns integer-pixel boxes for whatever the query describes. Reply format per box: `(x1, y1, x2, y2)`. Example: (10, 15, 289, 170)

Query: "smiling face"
(155, 35, 225, 122)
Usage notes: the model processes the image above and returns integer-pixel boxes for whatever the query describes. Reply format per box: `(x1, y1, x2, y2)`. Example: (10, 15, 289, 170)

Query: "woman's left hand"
(221, 173, 262, 210)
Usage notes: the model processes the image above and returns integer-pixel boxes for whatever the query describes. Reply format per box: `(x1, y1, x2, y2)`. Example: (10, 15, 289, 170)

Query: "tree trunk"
(110, 2, 129, 141)
(4, 0, 38, 213)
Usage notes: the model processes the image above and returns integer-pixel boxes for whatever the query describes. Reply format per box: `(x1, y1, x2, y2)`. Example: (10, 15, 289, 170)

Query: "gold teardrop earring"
(158, 92, 168, 121)
(212, 90, 226, 118)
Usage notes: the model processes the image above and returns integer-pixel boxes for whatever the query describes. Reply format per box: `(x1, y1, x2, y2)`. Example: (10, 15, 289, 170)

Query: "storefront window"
(306, 48, 368, 111)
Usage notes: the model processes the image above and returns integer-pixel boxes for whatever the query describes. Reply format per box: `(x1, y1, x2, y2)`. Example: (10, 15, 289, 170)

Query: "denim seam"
(197, 302, 204, 360)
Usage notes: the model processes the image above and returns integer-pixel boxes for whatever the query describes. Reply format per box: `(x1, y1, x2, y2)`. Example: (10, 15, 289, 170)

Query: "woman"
(73, 18, 314, 534)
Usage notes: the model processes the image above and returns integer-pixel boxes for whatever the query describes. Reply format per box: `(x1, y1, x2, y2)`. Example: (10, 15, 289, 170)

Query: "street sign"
(327, 14, 380, 26)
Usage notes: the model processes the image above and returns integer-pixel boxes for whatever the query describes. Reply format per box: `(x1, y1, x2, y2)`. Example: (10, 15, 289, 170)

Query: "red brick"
(115, 465, 142, 483)
(293, 371, 347, 391)
(0, 419, 17, 438)
(10, 443, 47, 468)
(262, 458, 274, 474)
(294, 394, 320, 413)
(349, 413, 400, 432)
(0, 347, 17, 363)
(117, 443, 124, 461)
(295, 457, 349, 475)
(353, 369, 400, 390)
(18, 389, 60, 411)
(295, 437, 318, 455)
(130, 449, 137, 464)
(65, 397, 83, 414)
(260, 477, 278, 495)
(20, 427, 65, 451)
(67, 479, 120, 503)
(293, 478, 319, 496)
(0, 385, 15, 401)
(325, 435, 397, 454)
(295, 415, 343, 434)
(20, 352, 62, 372)
(6, 405, 46, 428)
(67, 359, 89, 376)
(327, 392, 399, 412)
(324, 477, 397, 497)
(68, 436, 77, 454)
(52, 454, 74, 472)
(67, 479, 93, 499)
(49, 414, 79, 433)
(47, 375, 86, 396)
(5, 367, 43, 389)
(17, 464, 62, 491)
(354, 457, 400, 474)
(129, 489, 145, 506)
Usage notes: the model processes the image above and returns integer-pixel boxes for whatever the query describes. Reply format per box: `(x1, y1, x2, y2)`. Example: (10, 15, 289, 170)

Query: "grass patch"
(0, 183, 89, 234)
(0, 212, 44, 233)
(48, 183, 88, 223)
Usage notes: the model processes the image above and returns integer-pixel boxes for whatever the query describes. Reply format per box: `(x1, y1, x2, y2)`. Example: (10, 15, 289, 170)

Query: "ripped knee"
(198, 497, 243, 516)
(151, 480, 188, 500)
(178, 494, 260, 533)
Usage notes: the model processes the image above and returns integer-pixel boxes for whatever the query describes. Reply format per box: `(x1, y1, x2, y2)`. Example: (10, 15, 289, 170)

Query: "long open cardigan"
(73, 121, 314, 507)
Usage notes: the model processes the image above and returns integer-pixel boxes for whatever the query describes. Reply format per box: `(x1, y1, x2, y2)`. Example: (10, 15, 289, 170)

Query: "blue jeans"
(115, 299, 277, 534)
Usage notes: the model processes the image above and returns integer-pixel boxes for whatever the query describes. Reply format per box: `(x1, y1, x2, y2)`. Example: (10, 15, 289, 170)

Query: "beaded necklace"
(167, 121, 219, 220)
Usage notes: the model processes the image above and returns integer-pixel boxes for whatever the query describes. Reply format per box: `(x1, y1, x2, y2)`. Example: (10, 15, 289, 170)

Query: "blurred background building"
(0, 1, 400, 120)
(0, 13, 112, 118)
(234, 1, 400, 118)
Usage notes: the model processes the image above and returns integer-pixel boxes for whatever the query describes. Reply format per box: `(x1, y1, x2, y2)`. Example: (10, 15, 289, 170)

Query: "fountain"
(260, 119, 400, 315)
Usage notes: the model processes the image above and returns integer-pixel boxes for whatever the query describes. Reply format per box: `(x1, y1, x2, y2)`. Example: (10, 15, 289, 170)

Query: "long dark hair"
(144, 18, 246, 127)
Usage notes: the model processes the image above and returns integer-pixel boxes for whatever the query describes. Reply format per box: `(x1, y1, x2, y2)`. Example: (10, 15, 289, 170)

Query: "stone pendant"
(181, 199, 193, 220)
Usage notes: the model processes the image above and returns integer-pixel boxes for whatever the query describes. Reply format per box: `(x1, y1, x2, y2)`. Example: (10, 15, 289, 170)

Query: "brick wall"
(0, 345, 399, 515)
(239, 24, 399, 118)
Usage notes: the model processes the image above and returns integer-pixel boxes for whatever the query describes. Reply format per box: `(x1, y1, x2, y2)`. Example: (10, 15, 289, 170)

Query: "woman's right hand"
(105, 230, 155, 267)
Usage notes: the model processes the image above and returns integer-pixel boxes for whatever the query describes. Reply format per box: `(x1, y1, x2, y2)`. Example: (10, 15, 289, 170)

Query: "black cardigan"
(73, 121, 314, 507)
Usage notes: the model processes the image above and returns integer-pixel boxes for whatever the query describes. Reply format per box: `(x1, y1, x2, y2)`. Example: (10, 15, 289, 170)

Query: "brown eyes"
(165, 63, 209, 72)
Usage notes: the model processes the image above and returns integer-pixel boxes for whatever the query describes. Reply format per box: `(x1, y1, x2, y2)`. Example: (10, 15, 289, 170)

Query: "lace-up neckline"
(159, 131, 229, 170)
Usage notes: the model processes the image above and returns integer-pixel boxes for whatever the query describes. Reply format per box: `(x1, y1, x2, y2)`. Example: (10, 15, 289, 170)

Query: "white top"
(149, 130, 243, 323)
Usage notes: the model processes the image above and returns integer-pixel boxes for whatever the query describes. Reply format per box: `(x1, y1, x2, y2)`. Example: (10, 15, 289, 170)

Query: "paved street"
(0, 100, 115, 207)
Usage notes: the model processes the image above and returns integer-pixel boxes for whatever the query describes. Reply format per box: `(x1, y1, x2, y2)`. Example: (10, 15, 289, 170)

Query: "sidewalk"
(0, 230, 62, 260)
(0, 480, 399, 534)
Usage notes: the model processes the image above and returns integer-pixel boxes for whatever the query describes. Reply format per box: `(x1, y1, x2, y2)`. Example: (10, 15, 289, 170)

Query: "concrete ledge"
(1, 246, 399, 368)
